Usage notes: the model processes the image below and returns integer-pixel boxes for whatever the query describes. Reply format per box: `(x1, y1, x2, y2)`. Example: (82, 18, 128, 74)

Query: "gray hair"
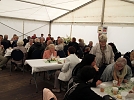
(58, 38, 64, 43)
(17, 40, 24, 46)
(116, 57, 127, 67)
(34, 38, 40, 43)
(98, 34, 107, 42)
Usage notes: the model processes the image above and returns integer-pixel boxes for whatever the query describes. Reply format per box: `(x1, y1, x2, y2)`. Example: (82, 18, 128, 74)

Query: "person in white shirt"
(25, 39, 33, 52)
(55, 38, 64, 51)
(52, 46, 80, 92)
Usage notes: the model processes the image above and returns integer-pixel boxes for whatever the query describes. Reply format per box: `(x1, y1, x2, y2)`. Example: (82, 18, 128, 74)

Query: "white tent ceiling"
(0, 0, 134, 22)
(0, 0, 93, 21)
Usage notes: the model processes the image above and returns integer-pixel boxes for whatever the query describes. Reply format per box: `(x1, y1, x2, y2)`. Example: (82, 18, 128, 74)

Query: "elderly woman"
(43, 44, 57, 59)
(97, 57, 132, 86)
(52, 46, 80, 92)
(90, 34, 114, 75)
(55, 38, 64, 51)
(12, 40, 27, 69)
(25, 39, 33, 52)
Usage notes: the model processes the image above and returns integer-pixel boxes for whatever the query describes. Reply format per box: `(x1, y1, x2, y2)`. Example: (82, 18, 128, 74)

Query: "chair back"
(77, 47, 83, 59)
(57, 50, 66, 58)
(11, 49, 24, 61)
(63, 83, 79, 100)
(64, 45, 68, 57)
(72, 63, 81, 76)
(31, 49, 44, 59)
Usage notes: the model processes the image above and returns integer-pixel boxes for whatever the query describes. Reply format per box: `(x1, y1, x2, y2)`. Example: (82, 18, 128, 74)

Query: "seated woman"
(97, 57, 132, 86)
(25, 39, 33, 52)
(66, 66, 104, 100)
(13, 40, 27, 59)
(73, 54, 99, 87)
(52, 46, 80, 92)
(12, 40, 27, 69)
(43, 44, 57, 59)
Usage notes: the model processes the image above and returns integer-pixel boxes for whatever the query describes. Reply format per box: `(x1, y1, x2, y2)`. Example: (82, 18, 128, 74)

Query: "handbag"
(103, 95, 116, 100)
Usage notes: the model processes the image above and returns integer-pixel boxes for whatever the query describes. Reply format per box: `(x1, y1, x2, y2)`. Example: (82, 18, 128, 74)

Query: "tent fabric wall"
(51, 23, 134, 54)
(104, 0, 134, 24)
(53, 0, 134, 24)
(0, 17, 49, 40)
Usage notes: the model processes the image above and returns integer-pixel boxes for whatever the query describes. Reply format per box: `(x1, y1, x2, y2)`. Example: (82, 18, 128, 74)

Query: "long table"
(24, 58, 65, 74)
(24, 58, 65, 92)
(91, 81, 134, 100)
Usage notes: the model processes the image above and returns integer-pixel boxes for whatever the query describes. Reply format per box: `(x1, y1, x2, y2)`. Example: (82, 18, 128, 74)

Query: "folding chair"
(10, 49, 24, 75)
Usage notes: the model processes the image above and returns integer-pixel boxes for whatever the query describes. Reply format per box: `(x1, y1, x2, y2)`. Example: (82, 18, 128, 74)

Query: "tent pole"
(101, 0, 106, 26)
(23, 21, 24, 39)
(49, 21, 51, 35)
(70, 23, 73, 38)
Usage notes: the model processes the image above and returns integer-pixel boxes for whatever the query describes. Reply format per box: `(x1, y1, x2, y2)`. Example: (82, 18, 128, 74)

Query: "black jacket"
(1, 39, 11, 50)
(28, 42, 45, 59)
(68, 82, 103, 100)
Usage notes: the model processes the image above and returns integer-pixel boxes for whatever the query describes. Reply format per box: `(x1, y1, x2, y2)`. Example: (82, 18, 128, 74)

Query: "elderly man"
(28, 38, 44, 59)
(97, 57, 132, 86)
(1, 35, 11, 50)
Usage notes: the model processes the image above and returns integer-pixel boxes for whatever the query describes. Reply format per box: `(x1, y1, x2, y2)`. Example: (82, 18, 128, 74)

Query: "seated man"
(52, 46, 80, 92)
(96, 57, 132, 86)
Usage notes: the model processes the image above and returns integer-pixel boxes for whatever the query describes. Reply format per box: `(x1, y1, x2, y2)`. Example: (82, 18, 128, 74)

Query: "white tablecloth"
(91, 82, 134, 100)
(4, 48, 13, 57)
(24, 58, 65, 74)
(91, 82, 112, 97)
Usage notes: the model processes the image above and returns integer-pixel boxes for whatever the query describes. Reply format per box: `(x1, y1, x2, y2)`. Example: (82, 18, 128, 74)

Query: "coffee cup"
(100, 83, 106, 92)
(113, 80, 118, 87)
(112, 87, 118, 95)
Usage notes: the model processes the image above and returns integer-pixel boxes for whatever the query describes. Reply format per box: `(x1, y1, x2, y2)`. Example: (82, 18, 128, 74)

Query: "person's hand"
(123, 79, 128, 83)
(96, 80, 102, 86)
(0, 45, 3, 48)
(93, 65, 99, 71)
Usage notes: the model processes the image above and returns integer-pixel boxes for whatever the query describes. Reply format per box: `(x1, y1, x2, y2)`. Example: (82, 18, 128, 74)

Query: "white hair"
(34, 38, 40, 43)
(116, 57, 127, 67)
(98, 34, 107, 42)
(17, 40, 24, 46)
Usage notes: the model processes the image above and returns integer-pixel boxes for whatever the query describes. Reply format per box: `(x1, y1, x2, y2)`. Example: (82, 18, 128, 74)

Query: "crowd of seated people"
(0, 33, 134, 99)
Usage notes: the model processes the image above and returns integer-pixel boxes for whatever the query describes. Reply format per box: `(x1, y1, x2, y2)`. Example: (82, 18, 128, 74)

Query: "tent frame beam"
(0, 21, 23, 34)
(120, 0, 134, 4)
(15, 0, 71, 11)
(104, 22, 134, 26)
(51, 0, 97, 22)
(101, 0, 106, 26)
(0, 15, 49, 22)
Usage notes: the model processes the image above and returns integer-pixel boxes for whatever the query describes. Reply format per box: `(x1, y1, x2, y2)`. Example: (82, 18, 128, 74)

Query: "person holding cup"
(96, 57, 132, 86)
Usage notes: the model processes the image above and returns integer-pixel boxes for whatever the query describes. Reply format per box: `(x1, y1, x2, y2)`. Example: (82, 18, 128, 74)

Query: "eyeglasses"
(116, 64, 123, 68)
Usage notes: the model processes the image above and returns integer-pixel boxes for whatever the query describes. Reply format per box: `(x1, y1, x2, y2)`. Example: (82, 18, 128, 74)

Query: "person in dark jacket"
(1, 35, 11, 50)
(68, 37, 79, 55)
(28, 38, 45, 59)
(11, 35, 18, 48)
(73, 54, 99, 87)
(67, 66, 104, 100)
